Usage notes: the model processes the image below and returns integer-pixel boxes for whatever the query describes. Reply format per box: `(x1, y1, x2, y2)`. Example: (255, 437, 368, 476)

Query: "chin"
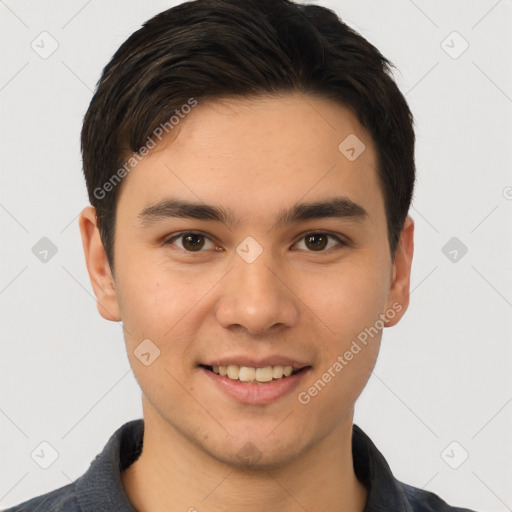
(200, 431, 310, 470)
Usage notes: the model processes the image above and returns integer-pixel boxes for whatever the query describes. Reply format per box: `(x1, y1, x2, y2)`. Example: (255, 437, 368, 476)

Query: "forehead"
(116, 93, 383, 223)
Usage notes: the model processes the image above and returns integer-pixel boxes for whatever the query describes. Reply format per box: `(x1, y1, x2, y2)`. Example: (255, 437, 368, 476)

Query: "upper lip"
(201, 356, 311, 370)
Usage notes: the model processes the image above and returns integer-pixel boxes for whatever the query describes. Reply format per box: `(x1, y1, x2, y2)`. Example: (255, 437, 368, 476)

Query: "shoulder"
(1, 482, 80, 512)
(399, 481, 478, 512)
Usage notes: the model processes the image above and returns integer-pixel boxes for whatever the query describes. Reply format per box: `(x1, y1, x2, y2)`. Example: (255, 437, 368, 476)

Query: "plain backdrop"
(1, 1, 511, 510)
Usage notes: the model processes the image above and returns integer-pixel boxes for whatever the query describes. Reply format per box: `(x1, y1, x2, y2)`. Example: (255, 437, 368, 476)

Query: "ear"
(384, 215, 414, 327)
(78, 206, 121, 322)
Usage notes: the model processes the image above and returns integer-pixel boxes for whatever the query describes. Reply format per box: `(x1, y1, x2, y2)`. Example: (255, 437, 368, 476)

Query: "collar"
(74, 419, 413, 511)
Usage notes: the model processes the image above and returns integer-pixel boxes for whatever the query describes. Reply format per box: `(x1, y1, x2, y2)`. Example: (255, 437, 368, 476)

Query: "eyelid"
(292, 231, 349, 250)
(163, 230, 217, 248)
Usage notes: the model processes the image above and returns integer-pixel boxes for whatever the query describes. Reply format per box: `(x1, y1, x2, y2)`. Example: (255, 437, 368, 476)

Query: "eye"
(164, 231, 347, 253)
(293, 232, 346, 252)
(165, 232, 216, 252)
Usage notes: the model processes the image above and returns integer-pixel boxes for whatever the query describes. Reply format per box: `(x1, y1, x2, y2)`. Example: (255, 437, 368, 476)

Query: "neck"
(122, 403, 367, 512)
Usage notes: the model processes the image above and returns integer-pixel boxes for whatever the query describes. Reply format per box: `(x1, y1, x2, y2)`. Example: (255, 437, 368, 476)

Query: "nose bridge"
(233, 234, 278, 289)
(235, 245, 277, 295)
(215, 240, 299, 334)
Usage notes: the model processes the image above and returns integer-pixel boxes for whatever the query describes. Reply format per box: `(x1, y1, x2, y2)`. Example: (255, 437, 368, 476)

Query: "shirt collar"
(75, 419, 142, 512)
(74, 419, 413, 511)
(352, 424, 414, 512)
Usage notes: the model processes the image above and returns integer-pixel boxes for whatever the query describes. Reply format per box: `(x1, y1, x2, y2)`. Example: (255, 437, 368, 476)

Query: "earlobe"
(78, 206, 122, 322)
(385, 215, 414, 327)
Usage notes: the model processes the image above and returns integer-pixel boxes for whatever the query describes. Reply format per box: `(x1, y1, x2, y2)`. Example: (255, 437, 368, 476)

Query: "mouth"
(199, 364, 309, 385)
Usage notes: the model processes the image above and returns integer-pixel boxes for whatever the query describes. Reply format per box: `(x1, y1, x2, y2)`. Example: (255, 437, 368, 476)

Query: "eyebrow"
(137, 196, 368, 228)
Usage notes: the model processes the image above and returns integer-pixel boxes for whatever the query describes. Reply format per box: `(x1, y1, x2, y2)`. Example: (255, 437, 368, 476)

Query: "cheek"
(116, 265, 218, 380)
(116, 256, 192, 335)
(297, 339, 380, 437)
(292, 260, 387, 407)
(296, 259, 390, 343)
(119, 277, 197, 403)
(296, 270, 385, 413)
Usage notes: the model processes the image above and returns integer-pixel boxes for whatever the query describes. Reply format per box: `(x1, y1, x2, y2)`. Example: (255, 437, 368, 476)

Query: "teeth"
(226, 365, 239, 380)
(272, 365, 284, 378)
(255, 366, 273, 382)
(239, 367, 256, 382)
(283, 366, 292, 377)
(212, 364, 297, 383)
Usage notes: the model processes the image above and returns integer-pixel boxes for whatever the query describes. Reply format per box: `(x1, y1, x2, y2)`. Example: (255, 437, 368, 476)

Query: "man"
(3, 0, 477, 510)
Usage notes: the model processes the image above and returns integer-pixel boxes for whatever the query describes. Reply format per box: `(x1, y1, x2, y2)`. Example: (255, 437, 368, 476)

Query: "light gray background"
(1, 1, 511, 510)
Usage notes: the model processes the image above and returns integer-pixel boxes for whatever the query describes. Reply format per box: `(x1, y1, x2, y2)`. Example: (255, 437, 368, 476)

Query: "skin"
(79, 92, 414, 512)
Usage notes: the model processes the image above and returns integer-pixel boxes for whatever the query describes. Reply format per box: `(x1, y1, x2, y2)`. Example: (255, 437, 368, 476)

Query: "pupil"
(306, 234, 327, 251)
(184, 234, 204, 251)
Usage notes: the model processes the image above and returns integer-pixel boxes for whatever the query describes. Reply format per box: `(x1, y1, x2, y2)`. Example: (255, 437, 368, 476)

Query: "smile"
(200, 363, 311, 405)
(201, 364, 303, 384)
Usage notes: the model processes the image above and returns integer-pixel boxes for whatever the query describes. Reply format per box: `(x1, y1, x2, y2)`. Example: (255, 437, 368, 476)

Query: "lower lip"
(200, 367, 311, 405)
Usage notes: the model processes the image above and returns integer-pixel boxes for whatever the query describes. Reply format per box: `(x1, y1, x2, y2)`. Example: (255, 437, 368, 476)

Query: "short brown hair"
(81, 0, 415, 270)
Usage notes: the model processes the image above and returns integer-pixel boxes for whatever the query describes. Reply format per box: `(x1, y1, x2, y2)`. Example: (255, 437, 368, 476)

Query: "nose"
(214, 246, 300, 336)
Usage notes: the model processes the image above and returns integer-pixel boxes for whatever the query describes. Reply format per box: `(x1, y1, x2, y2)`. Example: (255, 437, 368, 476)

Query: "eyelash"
(163, 231, 348, 253)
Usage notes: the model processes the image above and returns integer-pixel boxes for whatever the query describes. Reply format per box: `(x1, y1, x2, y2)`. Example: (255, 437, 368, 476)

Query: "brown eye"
(305, 234, 328, 251)
(166, 232, 215, 252)
(182, 234, 205, 251)
(294, 232, 345, 252)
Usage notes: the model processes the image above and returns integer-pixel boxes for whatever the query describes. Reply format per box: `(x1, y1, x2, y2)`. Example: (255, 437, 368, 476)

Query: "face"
(80, 92, 413, 468)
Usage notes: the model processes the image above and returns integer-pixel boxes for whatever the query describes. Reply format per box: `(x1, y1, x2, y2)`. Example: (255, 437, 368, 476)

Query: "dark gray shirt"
(2, 419, 477, 512)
